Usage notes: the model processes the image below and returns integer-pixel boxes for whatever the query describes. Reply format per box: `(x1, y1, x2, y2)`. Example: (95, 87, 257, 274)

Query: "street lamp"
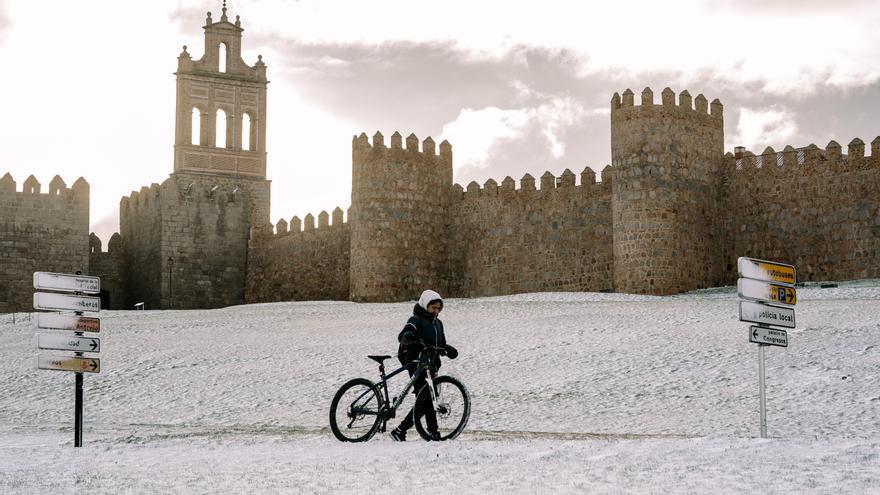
(167, 256, 175, 308)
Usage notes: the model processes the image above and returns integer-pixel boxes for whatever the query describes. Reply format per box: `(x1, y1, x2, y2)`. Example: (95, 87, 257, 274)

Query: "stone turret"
(610, 87, 725, 294)
(349, 132, 453, 302)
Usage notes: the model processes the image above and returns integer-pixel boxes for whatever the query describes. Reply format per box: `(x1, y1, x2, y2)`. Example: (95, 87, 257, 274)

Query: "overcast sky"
(1, 0, 878, 244)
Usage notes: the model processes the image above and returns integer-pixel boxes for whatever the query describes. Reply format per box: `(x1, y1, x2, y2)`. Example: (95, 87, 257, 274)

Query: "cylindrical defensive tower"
(349, 132, 453, 302)
(610, 87, 725, 294)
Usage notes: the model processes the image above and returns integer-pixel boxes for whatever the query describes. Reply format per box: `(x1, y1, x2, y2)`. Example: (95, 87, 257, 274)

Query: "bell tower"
(173, 1, 268, 183)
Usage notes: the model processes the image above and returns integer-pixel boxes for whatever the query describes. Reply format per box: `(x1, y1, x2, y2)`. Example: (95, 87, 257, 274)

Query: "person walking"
(390, 289, 457, 441)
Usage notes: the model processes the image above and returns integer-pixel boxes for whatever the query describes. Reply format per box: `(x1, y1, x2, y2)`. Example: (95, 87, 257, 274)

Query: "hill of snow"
(1, 282, 878, 493)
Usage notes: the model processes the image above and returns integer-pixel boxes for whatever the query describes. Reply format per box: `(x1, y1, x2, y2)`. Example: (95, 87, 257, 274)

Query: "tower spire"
(221, 1, 228, 22)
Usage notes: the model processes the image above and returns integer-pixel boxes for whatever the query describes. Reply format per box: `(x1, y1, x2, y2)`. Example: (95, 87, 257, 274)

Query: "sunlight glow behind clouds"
(731, 107, 798, 151)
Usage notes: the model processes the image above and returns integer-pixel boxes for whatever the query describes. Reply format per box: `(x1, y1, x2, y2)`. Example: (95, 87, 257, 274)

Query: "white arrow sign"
(33, 292, 101, 313)
(36, 354, 101, 373)
(37, 334, 100, 353)
(36, 313, 101, 333)
(739, 300, 796, 328)
(33, 272, 100, 294)
(749, 326, 788, 347)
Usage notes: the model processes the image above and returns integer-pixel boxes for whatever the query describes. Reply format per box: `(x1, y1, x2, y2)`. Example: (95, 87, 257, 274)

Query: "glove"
(444, 344, 458, 360)
(400, 331, 415, 345)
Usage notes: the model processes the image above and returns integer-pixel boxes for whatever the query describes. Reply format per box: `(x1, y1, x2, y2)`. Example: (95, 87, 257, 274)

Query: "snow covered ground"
(1, 282, 878, 493)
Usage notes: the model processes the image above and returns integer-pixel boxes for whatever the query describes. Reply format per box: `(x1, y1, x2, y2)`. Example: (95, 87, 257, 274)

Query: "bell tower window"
(191, 108, 201, 145)
(242, 113, 252, 151)
(218, 42, 227, 73)
(216, 109, 227, 148)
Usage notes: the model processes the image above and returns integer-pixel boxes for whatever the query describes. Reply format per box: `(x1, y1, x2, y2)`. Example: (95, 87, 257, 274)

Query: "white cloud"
(730, 107, 799, 151)
(235, 0, 880, 95)
(440, 95, 588, 171)
(440, 107, 530, 171)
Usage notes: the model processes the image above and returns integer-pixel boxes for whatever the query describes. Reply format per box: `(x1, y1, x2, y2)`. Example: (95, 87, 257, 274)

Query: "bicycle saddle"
(367, 355, 392, 364)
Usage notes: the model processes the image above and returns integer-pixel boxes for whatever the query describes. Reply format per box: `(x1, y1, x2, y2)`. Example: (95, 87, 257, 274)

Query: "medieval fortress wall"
(0, 174, 90, 313)
(3, 6, 880, 312)
(447, 167, 615, 298)
(245, 208, 350, 303)
(721, 138, 880, 285)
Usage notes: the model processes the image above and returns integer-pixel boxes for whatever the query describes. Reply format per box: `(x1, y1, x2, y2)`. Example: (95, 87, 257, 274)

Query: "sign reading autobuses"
(737, 257, 796, 286)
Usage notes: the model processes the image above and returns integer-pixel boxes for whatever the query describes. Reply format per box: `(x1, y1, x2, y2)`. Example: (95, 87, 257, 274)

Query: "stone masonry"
(0, 174, 90, 313)
(3, 3, 880, 312)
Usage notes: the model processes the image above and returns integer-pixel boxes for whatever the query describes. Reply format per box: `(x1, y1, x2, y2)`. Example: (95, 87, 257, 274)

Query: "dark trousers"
(397, 367, 438, 433)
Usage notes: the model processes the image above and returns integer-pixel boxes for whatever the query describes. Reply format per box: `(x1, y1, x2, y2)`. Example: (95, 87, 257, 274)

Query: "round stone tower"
(349, 131, 453, 302)
(610, 87, 724, 295)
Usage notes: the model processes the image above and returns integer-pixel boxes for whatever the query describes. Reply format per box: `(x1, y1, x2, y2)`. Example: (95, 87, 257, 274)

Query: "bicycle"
(329, 342, 470, 442)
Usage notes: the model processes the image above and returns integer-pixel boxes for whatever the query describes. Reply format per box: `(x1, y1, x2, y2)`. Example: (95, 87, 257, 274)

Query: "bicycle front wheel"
(329, 378, 383, 442)
(414, 375, 470, 441)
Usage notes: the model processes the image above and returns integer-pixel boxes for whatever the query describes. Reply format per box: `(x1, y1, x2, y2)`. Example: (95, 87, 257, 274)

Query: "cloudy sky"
(1, 0, 878, 243)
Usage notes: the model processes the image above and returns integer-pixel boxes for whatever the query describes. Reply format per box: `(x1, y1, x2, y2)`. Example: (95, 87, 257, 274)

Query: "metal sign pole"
(74, 300, 84, 448)
(758, 342, 767, 439)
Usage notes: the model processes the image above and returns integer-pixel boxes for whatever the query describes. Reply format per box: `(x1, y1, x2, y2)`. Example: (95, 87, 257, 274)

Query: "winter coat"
(397, 291, 447, 369)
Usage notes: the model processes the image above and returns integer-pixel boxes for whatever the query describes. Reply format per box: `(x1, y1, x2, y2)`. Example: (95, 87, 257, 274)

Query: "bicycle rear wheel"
(414, 375, 470, 441)
(329, 378, 383, 442)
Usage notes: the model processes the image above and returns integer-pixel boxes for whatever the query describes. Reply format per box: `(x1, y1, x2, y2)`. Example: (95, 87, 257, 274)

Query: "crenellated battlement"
(352, 131, 452, 166)
(452, 165, 614, 201)
(0, 173, 89, 201)
(265, 206, 350, 238)
(726, 136, 880, 179)
(611, 87, 723, 128)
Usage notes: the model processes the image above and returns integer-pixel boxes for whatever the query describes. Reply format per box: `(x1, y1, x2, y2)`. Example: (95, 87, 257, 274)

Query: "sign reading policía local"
(33, 272, 100, 294)
(739, 300, 796, 328)
(737, 278, 797, 306)
(737, 257, 796, 286)
(33, 292, 101, 312)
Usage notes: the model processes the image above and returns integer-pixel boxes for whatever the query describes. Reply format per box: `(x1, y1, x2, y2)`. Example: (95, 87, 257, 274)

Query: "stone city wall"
(120, 183, 164, 309)
(446, 167, 615, 297)
(721, 137, 880, 284)
(0, 174, 90, 313)
(158, 176, 251, 309)
(88, 232, 127, 310)
(349, 132, 453, 302)
(246, 208, 350, 302)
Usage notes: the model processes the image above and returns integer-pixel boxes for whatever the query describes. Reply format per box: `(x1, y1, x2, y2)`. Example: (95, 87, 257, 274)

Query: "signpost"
(748, 326, 788, 347)
(37, 355, 101, 373)
(33, 271, 102, 448)
(37, 313, 101, 333)
(37, 334, 101, 353)
(737, 257, 796, 439)
(738, 300, 796, 328)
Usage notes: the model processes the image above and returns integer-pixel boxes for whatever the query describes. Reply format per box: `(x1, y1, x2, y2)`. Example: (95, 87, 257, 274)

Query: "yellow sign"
(37, 355, 101, 373)
(737, 257, 796, 286)
(767, 284, 797, 306)
(738, 278, 797, 306)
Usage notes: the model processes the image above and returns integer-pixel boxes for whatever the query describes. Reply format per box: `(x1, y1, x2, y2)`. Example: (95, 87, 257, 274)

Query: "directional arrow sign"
(37, 355, 101, 373)
(37, 313, 101, 333)
(737, 257, 796, 286)
(33, 272, 100, 294)
(33, 292, 100, 312)
(749, 326, 788, 347)
(739, 300, 796, 328)
(37, 334, 100, 353)
(738, 278, 797, 306)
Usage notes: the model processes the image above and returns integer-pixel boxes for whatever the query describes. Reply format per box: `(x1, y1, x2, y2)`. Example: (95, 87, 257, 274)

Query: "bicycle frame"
(348, 352, 440, 430)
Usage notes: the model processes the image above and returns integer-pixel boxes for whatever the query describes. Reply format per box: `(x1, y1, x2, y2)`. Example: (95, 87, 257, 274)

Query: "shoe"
(426, 431, 441, 441)
(390, 427, 407, 442)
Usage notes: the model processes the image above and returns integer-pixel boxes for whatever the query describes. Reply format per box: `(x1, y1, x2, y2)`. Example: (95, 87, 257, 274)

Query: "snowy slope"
(1, 282, 878, 493)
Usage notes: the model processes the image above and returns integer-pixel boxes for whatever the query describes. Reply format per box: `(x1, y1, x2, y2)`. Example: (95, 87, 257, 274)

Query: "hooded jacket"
(397, 290, 447, 368)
